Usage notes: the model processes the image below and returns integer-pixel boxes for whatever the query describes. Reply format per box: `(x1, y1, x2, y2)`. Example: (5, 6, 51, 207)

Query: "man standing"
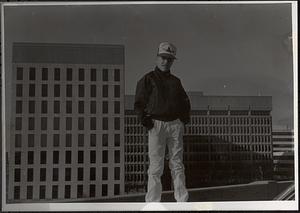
(134, 42, 190, 202)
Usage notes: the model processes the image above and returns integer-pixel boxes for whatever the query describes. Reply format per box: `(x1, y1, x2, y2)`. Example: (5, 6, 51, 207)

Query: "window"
(65, 185, 71, 199)
(54, 68, 60, 80)
(102, 85, 108, 97)
(114, 101, 120, 114)
(41, 117, 47, 130)
(102, 134, 108, 147)
(16, 84, 23, 97)
(42, 84, 48, 97)
(114, 184, 120, 195)
(114, 167, 120, 180)
(90, 85, 96, 97)
(66, 101, 72, 113)
(102, 69, 108, 81)
(77, 167, 83, 181)
(41, 134, 47, 147)
(102, 167, 108, 180)
(40, 151, 47, 164)
(78, 101, 84, 113)
(28, 117, 35, 130)
(16, 101, 22, 113)
(102, 117, 108, 130)
(91, 68, 96, 81)
(27, 186, 33, 199)
(41, 101, 47, 114)
(52, 185, 58, 199)
(28, 101, 35, 113)
(14, 186, 20, 200)
(90, 134, 96, 147)
(42, 68, 48, 80)
(53, 168, 59, 181)
(40, 185, 46, 199)
(65, 151, 71, 164)
(14, 168, 20, 182)
(90, 184, 96, 197)
(28, 134, 34, 147)
(66, 85, 72, 97)
(79, 68, 84, 81)
(65, 168, 71, 181)
(40, 168, 46, 181)
(102, 184, 108, 196)
(27, 168, 33, 182)
(17, 67, 23, 80)
(66, 117, 72, 130)
(53, 134, 60, 147)
(90, 167, 96, 180)
(78, 151, 84, 164)
(29, 67, 35, 80)
(90, 150, 96, 163)
(103, 150, 108, 163)
(114, 85, 120, 98)
(90, 101, 96, 114)
(78, 134, 84, 147)
(54, 84, 60, 97)
(102, 101, 108, 114)
(78, 85, 84, 97)
(90, 117, 96, 130)
(29, 84, 35, 97)
(114, 117, 120, 130)
(114, 134, 120, 147)
(15, 134, 21, 148)
(67, 68, 72, 81)
(114, 69, 120, 81)
(28, 151, 34, 165)
(115, 150, 120, 163)
(53, 151, 59, 164)
(53, 117, 60, 130)
(77, 185, 83, 198)
(15, 152, 21, 164)
(78, 117, 84, 130)
(15, 117, 22, 130)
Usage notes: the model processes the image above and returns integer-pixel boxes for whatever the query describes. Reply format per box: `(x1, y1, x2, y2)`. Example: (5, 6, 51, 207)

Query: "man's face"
(156, 55, 174, 71)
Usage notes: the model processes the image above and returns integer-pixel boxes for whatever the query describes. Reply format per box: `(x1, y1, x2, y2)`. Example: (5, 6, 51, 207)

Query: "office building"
(7, 42, 125, 203)
(124, 92, 273, 193)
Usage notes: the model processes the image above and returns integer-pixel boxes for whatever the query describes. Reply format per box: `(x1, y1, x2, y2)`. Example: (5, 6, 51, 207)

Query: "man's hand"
(142, 115, 154, 130)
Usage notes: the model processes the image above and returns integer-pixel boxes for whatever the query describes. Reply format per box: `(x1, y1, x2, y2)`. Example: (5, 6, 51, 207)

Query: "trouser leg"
(167, 119, 189, 202)
(145, 120, 166, 202)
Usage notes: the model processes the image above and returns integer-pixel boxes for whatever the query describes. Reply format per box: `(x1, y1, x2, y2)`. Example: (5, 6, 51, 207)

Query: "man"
(134, 42, 190, 202)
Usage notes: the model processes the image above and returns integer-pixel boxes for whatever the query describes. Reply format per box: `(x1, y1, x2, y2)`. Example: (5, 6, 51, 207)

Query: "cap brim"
(157, 53, 177, 59)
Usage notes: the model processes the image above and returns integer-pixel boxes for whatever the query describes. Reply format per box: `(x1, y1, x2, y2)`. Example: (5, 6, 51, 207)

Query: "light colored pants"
(145, 119, 189, 202)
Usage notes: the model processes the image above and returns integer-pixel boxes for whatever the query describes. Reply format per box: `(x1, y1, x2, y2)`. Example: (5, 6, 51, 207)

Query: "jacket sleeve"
(178, 80, 191, 124)
(134, 75, 152, 122)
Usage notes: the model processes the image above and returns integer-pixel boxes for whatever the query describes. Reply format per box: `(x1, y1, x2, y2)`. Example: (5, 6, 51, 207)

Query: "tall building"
(272, 128, 294, 180)
(7, 42, 125, 203)
(124, 92, 273, 193)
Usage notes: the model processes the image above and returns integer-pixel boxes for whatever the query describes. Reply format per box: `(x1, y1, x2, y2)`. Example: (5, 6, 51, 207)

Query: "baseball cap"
(157, 42, 177, 59)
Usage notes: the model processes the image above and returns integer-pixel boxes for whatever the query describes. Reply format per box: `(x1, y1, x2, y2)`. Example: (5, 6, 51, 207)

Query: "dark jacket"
(134, 67, 191, 124)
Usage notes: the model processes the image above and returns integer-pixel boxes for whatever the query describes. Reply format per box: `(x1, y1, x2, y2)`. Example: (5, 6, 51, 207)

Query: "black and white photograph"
(1, 1, 298, 211)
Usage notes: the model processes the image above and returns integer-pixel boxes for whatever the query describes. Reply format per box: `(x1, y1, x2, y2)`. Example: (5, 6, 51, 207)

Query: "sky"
(3, 2, 295, 128)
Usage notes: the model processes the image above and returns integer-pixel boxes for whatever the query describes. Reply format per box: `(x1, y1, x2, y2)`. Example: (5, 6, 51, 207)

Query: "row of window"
(16, 84, 120, 98)
(125, 136, 144, 145)
(14, 167, 120, 183)
(14, 150, 121, 165)
(15, 117, 121, 131)
(16, 67, 121, 82)
(16, 100, 121, 114)
(125, 153, 148, 163)
(125, 145, 147, 154)
(125, 174, 145, 182)
(13, 183, 120, 200)
(15, 133, 120, 148)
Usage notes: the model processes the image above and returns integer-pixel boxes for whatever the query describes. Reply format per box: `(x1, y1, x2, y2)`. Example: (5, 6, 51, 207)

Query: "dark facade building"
(7, 43, 125, 203)
(124, 92, 273, 193)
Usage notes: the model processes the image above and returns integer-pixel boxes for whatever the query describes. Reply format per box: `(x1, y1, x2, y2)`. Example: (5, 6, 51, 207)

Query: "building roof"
(125, 92, 272, 111)
(12, 42, 124, 65)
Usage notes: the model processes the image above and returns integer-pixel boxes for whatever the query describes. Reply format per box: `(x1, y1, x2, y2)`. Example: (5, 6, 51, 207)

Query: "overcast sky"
(3, 2, 294, 128)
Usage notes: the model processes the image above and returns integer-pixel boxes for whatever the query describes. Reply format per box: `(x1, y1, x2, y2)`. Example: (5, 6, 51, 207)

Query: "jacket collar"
(154, 66, 171, 76)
